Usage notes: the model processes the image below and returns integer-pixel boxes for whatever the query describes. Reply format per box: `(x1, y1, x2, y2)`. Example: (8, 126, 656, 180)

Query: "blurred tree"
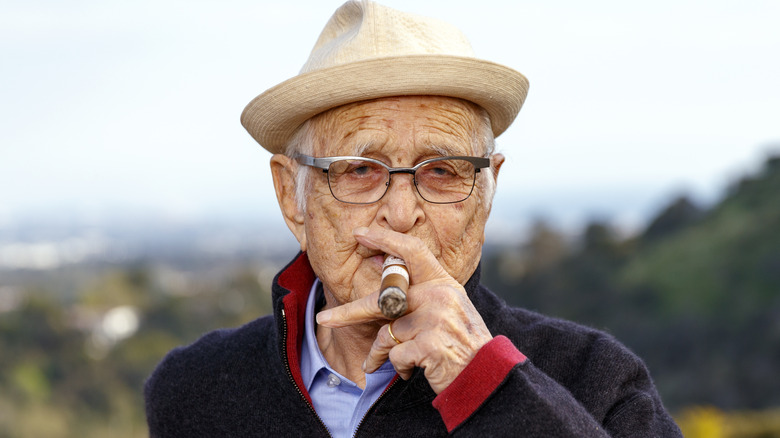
(484, 154, 780, 412)
(2, 154, 779, 436)
(642, 195, 703, 241)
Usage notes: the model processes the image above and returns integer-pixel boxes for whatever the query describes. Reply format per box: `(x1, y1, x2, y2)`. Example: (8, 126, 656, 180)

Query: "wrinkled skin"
(271, 96, 504, 393)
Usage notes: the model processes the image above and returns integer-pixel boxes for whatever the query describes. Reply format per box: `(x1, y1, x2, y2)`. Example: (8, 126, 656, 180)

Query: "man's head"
(242, 1, 528, 306)
(270, 95, 504, 308)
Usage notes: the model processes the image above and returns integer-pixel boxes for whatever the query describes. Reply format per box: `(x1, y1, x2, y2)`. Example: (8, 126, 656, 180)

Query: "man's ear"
(270, 154, 307, 252)
(491, 153, 505, 181)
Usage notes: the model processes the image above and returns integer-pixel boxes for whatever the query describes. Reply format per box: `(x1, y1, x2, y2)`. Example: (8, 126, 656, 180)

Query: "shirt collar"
(299, 278, 396, 391)
(300, 278, 328, 390)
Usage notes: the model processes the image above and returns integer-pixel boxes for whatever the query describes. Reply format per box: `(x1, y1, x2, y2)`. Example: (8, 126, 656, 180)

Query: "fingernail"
(353, 227, 369, 237)
(362, 360, 367, 372)
(316, 310, 331, 325)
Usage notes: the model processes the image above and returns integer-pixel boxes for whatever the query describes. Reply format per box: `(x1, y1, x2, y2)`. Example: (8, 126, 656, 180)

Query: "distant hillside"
(3, 154, 779, 436)
(483, 155, 780, 412)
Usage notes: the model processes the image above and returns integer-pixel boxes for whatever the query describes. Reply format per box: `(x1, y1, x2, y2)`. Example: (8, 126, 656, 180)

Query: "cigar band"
(383, 255, 406, 268)
(381, 265, 409, 282)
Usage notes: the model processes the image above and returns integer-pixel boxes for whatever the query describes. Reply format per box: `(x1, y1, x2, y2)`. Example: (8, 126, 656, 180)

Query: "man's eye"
(429, 165, 453, 176)
(349, 164, 373, 175)
(338, 160, 383, 178)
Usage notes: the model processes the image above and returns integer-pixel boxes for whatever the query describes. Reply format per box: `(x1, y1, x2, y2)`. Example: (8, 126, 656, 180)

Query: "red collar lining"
(279, 252, 316, 405)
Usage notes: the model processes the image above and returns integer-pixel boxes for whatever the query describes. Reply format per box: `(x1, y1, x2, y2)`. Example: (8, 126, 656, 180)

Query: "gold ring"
(388, 321, 402, 344)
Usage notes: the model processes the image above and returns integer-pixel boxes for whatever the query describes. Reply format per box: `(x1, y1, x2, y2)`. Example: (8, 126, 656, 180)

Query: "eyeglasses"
(295, 154, 490, 204)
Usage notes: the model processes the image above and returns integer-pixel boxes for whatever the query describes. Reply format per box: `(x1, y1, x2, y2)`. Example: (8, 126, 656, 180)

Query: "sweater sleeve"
(432, 336, 526, 430)
(432, 335, 682, 437)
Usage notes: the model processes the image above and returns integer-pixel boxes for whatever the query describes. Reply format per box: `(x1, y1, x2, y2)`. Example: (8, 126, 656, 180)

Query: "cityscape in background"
(2, 153, 780, 437)
(3, 1, 779, 436)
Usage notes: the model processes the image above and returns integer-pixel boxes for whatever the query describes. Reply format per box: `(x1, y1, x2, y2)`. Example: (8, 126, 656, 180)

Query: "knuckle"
(363, 297, 380, 315)
(388, 346, 408, 367)
(415, 334, 439, 354)
(376, 325, 397, 350)
(375, 327, 390, 347)
(421, 284, 458, 307)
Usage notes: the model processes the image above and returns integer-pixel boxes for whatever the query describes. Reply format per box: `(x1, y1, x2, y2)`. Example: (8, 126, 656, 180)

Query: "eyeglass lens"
(326, 159, 477, 204)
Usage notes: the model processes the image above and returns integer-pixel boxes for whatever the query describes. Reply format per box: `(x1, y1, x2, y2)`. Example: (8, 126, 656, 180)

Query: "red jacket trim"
(432, 335, 528, 432)
(278, 252, 316, 406)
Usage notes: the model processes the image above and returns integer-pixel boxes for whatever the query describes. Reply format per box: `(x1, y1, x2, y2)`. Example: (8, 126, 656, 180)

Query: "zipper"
(280, 306, 333, 437)
(352, 373, 400, 438)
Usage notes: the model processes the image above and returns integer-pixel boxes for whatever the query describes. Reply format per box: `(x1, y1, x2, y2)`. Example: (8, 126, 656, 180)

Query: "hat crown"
(301, 0, 475, 74)
(241, 0, 528, 154)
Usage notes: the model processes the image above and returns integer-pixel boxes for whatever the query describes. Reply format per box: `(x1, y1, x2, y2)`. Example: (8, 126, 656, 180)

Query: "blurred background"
(1, 0, 779, 436)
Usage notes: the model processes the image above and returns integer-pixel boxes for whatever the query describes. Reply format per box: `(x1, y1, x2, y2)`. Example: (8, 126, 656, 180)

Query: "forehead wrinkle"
(313, 108, 398, 157)
(312, 96, 483, 158)
(418, 103, 480, 155)
(426, 108, 476, 135)
(418, 120, 475, 157)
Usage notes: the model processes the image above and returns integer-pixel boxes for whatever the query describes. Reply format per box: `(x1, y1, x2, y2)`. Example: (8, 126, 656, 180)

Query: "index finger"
(316, 290, 384, 328)
(352, 226, 452, 285)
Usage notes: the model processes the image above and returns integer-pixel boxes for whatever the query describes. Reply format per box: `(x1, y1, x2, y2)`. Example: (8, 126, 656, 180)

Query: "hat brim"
(240, 55, 529, 154)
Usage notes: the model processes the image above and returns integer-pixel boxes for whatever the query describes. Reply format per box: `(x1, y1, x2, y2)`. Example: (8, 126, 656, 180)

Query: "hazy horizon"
(2, 0, 779, 237)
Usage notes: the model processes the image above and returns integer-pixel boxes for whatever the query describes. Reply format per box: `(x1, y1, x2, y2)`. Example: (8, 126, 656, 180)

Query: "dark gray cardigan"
(145, 253, 682, 437)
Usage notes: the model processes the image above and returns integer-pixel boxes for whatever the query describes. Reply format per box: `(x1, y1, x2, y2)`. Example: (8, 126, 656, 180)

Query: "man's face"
(299, 96, 495, 308)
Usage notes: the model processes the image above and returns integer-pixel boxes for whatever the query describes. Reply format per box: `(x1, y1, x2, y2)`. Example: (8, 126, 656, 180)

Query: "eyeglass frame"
(295, 154, 491, 204)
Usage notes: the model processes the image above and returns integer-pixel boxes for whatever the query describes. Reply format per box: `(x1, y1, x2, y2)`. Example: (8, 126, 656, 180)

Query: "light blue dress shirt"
(300, 279, 396, 438)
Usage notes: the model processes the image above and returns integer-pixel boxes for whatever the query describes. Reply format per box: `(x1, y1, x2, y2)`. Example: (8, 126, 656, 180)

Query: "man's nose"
(376, 173, 424, 233)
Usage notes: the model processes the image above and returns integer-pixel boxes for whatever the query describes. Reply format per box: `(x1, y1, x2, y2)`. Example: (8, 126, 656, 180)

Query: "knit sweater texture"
(145, 252, 682, 437)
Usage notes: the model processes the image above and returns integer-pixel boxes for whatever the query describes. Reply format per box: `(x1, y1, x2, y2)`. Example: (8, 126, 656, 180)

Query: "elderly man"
(145, 1, 682, 437)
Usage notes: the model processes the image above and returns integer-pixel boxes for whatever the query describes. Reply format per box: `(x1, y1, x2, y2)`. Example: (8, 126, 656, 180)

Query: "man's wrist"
(432, 336, 527, 432)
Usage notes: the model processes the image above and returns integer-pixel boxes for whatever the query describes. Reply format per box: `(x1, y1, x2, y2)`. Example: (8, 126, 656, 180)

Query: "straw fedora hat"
(241, 0, 529, 154)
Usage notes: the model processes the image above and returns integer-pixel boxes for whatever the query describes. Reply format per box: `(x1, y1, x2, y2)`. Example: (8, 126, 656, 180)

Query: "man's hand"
(315, 226, 493, 394)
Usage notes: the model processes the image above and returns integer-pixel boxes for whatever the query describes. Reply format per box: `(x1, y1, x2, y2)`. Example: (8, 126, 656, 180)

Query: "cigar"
(378, 255, 408, 319)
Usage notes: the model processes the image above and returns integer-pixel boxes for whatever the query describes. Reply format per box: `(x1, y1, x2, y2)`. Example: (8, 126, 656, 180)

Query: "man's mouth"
(355, 245, 384, 269)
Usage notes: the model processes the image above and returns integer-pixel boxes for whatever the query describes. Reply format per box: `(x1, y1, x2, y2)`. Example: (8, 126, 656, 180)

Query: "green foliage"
(484, 154, 780, 412)
(620, 165, 780, 321)
(0, 263, 273, 437)
(2, 155, 779, 436)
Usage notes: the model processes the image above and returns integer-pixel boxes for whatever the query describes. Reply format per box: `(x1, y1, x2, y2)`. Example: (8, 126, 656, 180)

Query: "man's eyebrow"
(349, 142, 467, 158)
(428, 144, 462, 157)
(351, 141, 374, 157)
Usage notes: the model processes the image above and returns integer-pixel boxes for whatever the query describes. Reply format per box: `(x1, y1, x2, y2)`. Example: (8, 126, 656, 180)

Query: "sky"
(1, 0, 779, 235)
